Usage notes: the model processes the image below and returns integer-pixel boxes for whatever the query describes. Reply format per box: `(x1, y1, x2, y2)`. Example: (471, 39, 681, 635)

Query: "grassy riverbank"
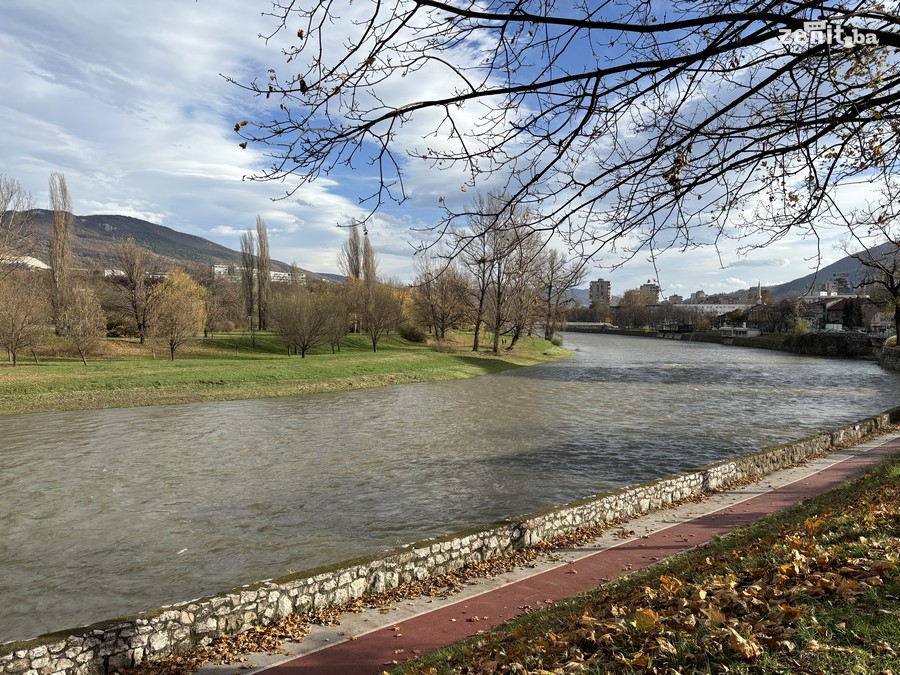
(399, 453, 900, 674)
(0, 332, 569, 416)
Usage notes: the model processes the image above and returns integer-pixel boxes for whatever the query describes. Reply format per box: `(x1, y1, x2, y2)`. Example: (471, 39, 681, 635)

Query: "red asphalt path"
(263, 435, 900, 675)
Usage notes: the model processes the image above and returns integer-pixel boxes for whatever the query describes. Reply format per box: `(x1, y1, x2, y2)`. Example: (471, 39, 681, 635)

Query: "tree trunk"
(508, 326, 522, 350)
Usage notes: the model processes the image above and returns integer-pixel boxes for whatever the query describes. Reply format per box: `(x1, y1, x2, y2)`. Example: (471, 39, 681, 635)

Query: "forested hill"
(22, 210, 322, 278)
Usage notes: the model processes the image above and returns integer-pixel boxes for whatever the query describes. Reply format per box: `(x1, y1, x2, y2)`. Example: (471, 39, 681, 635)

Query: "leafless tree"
(48, 171, 74, 334)
(539, 249, 586, 342)
(270, 285, 331, 357)
(233, 1, 900, 271)
(111, 237, 161, 343)
(456, 198, 495, 351)
(845, 220, 900, 337)
(202, 274, 242, 336)
(256, 216, 272, 330)
(338, 220, 363, 280)
(324, 285, 351, 352)
(240, 229, 256, 333)
(361, 228, 377, 288)
(360, 282, 403, 352)
(0, 274, 48, 366)
(413, 253, 472, 339)
(0, 175, 36, 278)
(502, 230, 546, 350)
(61, 285, 106, 365)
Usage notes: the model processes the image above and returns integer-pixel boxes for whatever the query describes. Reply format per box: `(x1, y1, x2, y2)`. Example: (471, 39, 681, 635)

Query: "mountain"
(767, 241, 896, 298)
(22, 210, 327, 279)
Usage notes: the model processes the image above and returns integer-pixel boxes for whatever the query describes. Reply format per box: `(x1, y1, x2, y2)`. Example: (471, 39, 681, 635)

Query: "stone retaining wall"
(880, 347, 900, 373)
(3, 407, 899, 675)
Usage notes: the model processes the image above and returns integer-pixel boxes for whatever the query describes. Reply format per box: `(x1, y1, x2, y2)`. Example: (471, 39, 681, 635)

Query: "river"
(2, 333, 899, 643)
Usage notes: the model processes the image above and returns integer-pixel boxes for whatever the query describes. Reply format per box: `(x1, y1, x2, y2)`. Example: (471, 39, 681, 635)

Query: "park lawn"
(0, 331, 570, 416)
(396, 453, 900, 674)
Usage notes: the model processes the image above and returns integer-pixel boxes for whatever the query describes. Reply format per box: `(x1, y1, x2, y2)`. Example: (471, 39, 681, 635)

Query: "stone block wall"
(2, 408, 897, 675)
(880, 347, 900, 373)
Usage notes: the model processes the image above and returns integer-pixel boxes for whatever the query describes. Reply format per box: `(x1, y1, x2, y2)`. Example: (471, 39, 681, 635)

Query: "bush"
(886, 335, 897, 348)
(397, 322, 428, 343)
(106, 314, 138, 338)
(550, 334, 564, 347)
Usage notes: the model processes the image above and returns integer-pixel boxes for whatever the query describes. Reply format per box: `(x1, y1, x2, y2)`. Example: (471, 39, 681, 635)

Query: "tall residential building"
(640, 279, 661, 302)
(589, 278, 611, 305)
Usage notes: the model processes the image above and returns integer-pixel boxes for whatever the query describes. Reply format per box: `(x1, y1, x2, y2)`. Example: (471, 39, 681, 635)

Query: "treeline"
(1, 176, 585, 366)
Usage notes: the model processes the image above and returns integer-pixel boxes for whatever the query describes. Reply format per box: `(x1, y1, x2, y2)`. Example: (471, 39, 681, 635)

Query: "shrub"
(106, 314, 138, 338)
(886, 335, 897, 349)
(550, 334, 564, 347)
(397, 322, 428, 343)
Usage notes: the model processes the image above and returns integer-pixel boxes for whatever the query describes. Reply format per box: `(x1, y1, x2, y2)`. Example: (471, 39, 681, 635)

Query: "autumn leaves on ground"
(400, 454, 900, 675)
(126, 446, 900, 675)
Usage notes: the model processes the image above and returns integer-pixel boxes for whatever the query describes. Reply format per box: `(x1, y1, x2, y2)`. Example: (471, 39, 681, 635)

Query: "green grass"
(397, 453, 900, 674)
(0, 331, 570, 415)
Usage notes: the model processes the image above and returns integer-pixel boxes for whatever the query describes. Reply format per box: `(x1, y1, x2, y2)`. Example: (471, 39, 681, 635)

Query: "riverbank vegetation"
(398, 453, 900, 675)
(0, 331, 568, 416)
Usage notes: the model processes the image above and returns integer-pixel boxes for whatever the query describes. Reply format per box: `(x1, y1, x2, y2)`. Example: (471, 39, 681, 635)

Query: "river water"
(2, 333, 899, 643)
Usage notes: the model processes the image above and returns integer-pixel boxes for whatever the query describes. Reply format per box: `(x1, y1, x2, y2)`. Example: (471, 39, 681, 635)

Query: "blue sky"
(0, 0, 862, 297)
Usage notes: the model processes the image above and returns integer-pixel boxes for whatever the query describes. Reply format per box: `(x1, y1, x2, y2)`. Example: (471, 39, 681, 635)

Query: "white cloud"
(0, 0, 876, 290)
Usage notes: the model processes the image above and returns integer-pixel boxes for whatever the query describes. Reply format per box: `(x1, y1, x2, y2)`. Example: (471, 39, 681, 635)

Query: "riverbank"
(567, 325, 893, 361)
(2, 410, 895, 675)
(0, 332, 570, 416)
(402, 437, 900, 675)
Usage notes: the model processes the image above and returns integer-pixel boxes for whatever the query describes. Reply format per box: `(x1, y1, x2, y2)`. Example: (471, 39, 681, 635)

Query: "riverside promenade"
(196, 429, 900, 675)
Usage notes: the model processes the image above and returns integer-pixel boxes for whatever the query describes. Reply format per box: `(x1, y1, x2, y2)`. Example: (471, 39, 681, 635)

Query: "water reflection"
(1, 333, 898, 642)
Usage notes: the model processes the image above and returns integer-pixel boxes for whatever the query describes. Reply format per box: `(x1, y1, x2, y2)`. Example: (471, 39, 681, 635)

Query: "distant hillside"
(22, 210, 324, 279)
(767, 241, 896, 298)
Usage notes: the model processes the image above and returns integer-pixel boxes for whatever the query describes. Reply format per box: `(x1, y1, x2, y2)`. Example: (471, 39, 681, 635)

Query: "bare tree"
(149, 270, 206, 360)
(456, 196, 496, 351)
(502, 230, 546, 350)
(256, 216, 272, 330)
(413, 253, 472, 339)
(481, 201, 539, 353)
(539, 249, 586, 342)
(324, 285, 350, 352)
(338, 220, 363, 280)
(240, 229, 256, 334)
(845, 224, 900, 337)
(234, 2, 900, 272)
(0, 175, 36, 278)
(360, 282, 403, 352)
(361, 228, 377, 288)
(48, 171, 74, 334)
(203, 274, 242, 336)
(111, 237, 161, 343)
(0, 274, 47, 366)
(270, 286, 331, 357)
(61, 285, 106, 365)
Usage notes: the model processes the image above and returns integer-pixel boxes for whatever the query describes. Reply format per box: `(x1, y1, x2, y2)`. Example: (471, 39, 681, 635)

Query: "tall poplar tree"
(256, 216, 271, 331)
(240, 229, 256, 332)
(48, 171, 73, 334)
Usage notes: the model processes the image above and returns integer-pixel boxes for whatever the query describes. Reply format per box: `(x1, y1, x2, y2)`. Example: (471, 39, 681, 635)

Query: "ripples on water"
(2, 333, 899, 642)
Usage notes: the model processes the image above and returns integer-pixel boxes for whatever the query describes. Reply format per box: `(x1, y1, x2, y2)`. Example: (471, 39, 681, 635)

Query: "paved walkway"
(198, 430, 900, 675)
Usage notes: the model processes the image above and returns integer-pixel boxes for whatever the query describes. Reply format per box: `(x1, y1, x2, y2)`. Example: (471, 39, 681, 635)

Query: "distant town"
(572, 274, 895, 336)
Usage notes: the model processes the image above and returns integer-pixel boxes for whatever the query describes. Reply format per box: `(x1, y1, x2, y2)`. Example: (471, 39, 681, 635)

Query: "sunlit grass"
(0, 330, 570, 415)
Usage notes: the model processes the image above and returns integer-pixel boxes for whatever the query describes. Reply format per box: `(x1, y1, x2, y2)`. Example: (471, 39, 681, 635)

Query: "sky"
(0, 1, 865, 298)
